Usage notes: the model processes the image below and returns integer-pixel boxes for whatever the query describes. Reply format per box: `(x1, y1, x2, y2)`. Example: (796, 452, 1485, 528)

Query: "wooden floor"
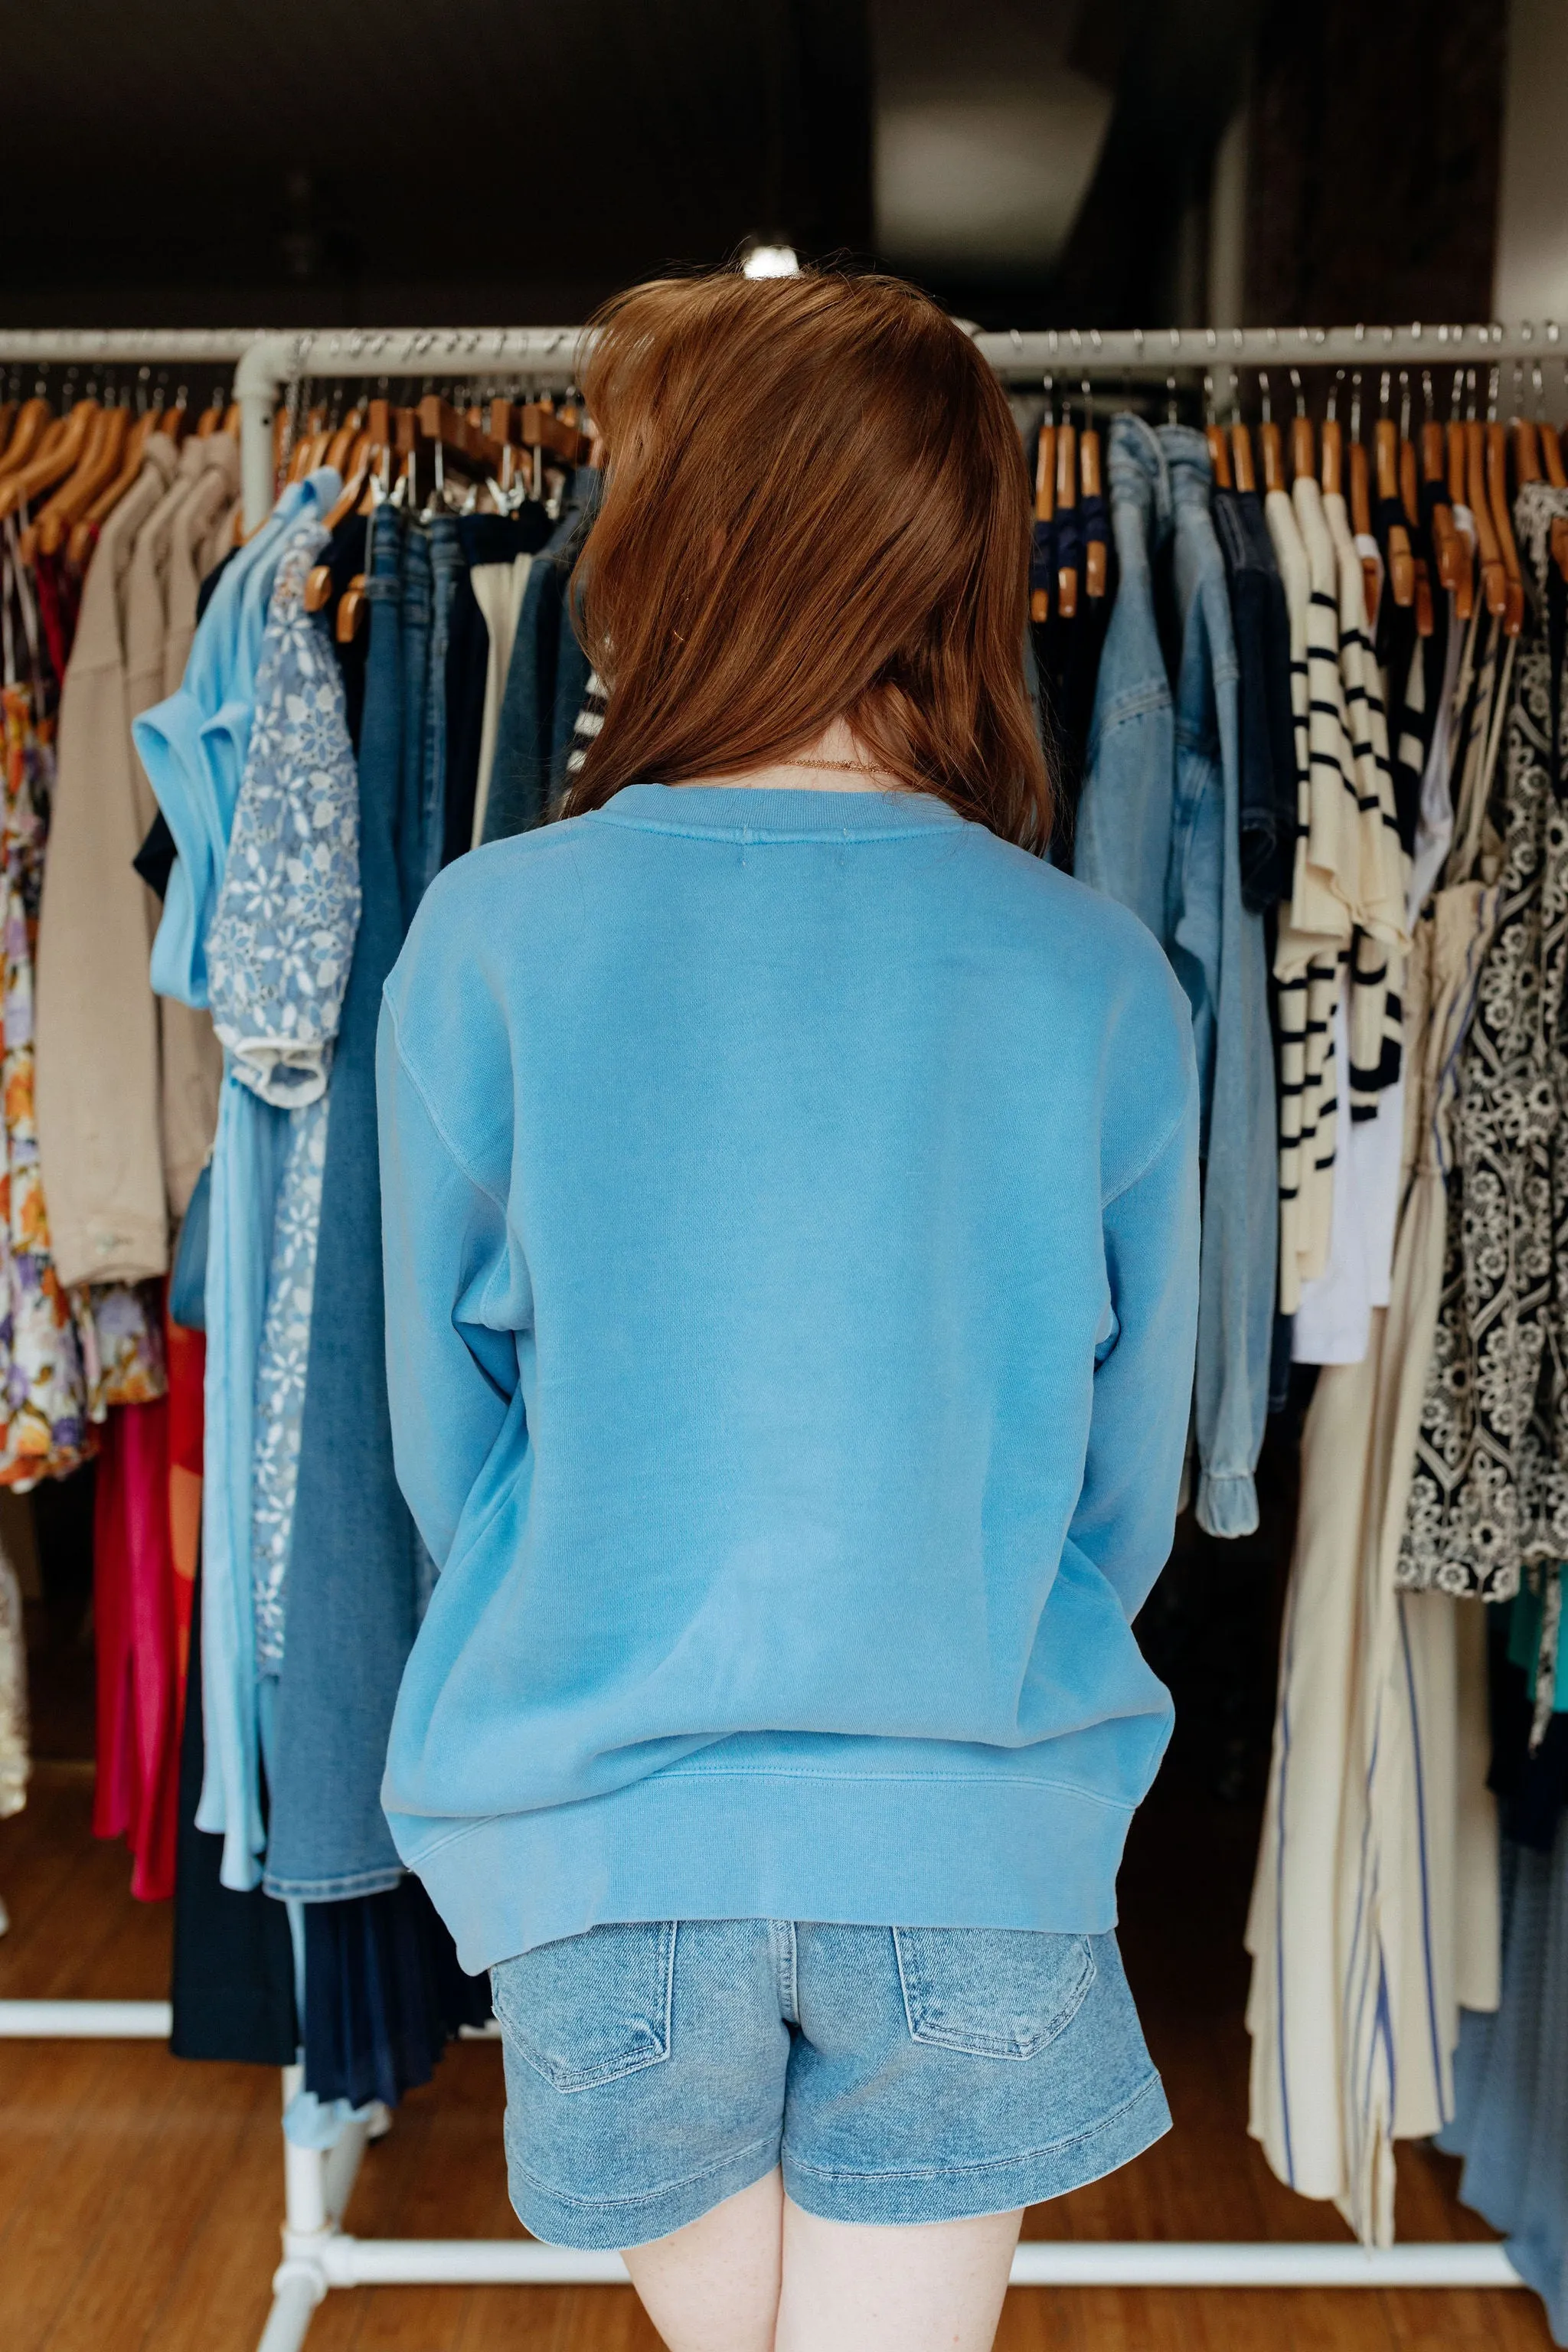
(0, 1766, 1552, 2352)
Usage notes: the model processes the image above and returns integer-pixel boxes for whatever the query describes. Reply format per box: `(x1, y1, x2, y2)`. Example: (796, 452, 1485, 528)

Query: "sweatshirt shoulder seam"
(382, 995, 509, 1217)
(1101, 1096, 1190, 1212)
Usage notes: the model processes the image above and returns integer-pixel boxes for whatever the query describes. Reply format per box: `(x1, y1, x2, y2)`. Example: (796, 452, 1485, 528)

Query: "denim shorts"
(490, 1918, 1169, 2248)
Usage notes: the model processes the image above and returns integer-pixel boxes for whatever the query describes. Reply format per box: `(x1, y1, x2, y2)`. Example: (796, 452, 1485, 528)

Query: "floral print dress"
(1396, 483, 1568, 1599)
(205, 519, 360, 1674)
(0, 525, 165, 1494)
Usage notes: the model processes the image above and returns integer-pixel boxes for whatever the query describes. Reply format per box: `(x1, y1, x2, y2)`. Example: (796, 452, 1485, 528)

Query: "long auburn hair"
(555, 268, 1053, 852)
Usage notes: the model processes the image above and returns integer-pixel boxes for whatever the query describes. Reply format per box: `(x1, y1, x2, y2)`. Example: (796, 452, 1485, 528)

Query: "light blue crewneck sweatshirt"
(376, 783, 1200, 1973)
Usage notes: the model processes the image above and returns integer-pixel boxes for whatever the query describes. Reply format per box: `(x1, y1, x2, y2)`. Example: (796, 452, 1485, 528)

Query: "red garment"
(32, 541, 89, 684)
(165, 1310, 204, 1709)
(92, 1399, 179, 1900)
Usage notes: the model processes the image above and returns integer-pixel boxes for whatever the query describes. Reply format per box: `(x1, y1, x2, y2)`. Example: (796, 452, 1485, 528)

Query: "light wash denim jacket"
(1076, 418, 1276, 1538)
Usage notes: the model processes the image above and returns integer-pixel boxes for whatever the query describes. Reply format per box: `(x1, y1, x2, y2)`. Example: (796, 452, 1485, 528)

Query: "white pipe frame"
(0, 312, 1546, 2341)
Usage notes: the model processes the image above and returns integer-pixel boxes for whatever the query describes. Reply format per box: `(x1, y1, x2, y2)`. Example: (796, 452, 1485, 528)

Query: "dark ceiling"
(0, 0, 1504, 335)
(1, 0, 872, 328)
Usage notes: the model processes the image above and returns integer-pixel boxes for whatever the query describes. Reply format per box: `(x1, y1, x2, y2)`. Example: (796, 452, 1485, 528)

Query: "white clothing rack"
(0, 317, 1538, 2346)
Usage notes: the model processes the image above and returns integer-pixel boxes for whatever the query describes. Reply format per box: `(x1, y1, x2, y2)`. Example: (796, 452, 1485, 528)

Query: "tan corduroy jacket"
(34, 432, 225, 1285)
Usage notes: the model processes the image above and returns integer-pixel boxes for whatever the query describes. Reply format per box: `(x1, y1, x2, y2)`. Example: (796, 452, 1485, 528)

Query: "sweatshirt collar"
(590, 782, 967, 841)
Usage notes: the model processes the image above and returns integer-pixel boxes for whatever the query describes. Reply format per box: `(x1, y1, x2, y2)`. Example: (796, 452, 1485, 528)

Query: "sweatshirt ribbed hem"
(389, 1764, 1137, 1976)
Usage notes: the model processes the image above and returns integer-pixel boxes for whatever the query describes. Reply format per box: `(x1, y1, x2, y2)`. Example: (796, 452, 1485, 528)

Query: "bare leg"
(774, 2196, 1023, 2352)
(619, 2166, 783, 2352)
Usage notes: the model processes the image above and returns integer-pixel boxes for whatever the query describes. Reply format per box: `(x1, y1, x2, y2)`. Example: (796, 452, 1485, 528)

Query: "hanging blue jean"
(482, 468, 601, 841)
(1074, 418, 1175, 933)
(266, 498, 421, 1900)
(1159, 426, 1275, 1539)
(397, 519, 430, 931)
(481, 557, 565, 840)
(420, 514, 463, 899)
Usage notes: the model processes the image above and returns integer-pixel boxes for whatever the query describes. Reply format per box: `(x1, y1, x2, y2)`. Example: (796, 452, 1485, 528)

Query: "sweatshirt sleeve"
(376, 993, 526, 1572)
(1067, 1076, 1201, 1623)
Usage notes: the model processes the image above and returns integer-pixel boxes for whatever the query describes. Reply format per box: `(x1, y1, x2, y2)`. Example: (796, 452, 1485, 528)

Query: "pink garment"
(91, 1396, 179, 1900)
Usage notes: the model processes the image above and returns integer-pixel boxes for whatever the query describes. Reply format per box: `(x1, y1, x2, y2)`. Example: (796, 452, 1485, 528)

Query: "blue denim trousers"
(1074, 416, 1175, 933)
(1075, 418, 1274, 1538)
(266, 500, 423, 1900)
(1159, 426, 1276, 1539)
(397, 521, 431, 932)
(492, 1919, 1168, 2249)
(420, 514, 464, 899)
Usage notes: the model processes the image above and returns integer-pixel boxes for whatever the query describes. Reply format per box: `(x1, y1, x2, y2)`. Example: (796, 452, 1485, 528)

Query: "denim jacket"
(1077, 419, 1276, 1537)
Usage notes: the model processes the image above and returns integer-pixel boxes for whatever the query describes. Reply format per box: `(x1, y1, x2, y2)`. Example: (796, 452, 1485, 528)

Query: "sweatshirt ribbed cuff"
(1195, 1468, 1259, 1540)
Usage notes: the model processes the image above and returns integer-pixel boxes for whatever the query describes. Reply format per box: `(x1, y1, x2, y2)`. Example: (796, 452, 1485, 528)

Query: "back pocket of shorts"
(490, 1921, 678, 2092)
(892, 1926, 1096, 2061)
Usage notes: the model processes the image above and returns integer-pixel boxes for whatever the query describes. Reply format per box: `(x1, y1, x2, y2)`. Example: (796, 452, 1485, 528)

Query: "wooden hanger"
(1348, 436, 1372, 536)
(3, 412, 66, 489)
(1464, 417, 1507, 619)
(303, 404, 391, 613)
(1399, 434, 1433, 637)
(1287, 367, 1314, 485)
(1344, 375, 1378, 624)
(1514, 413, 1543, 485)
(329, 403, 407, 639)
(1257, 374, 1285, 495)
(1204, 374, 1232, 492)
(412, 394, 505, 479)
(1374, 416, 1413, 606)
(31, 402, 131, 558)
(1350, 434, 1375, 548)
(1080, 407, 1106, 598)
(66, 407, 162, 564)
(1229, 417, 1256, 492)
(0, 397, 51, 482)
(17, 407, 104, 561)
(0, 403, 16, 458)
(1054, 412, 1078, 621)
(1543, 420, 1567, 489)
(1485, 421, 1524, 635)
(0, 398, 98, 524)
(1319, 415, 1342, 496)
(303, 447, 371, 610)
(1030, 402, 1054, 625)
(1444, 416, 1475, 619)
(324, 407, 364, 474)
(514, 400, 591, 469)
(1421, 419, 1462, 595)
(1528, 366, 1568, 581)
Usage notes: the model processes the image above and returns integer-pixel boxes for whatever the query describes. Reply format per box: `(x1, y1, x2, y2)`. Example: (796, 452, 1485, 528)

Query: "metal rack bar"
(0, 329, 256, 368)
(0, 1998, 170, 2037)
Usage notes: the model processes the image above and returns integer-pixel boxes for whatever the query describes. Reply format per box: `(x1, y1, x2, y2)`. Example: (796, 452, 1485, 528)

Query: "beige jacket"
(121, 438, 230, 1220)
(163, 436, 239, 696)
(35, 434, 180, 1286)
